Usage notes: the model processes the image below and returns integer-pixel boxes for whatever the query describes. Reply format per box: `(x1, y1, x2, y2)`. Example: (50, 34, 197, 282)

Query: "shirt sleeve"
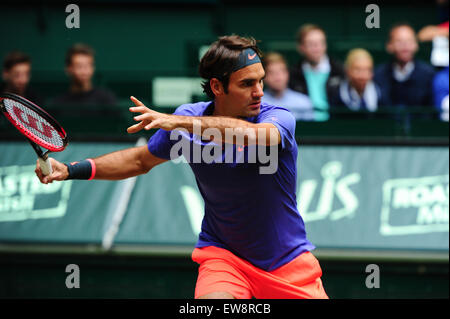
(433, 71, 449, 111)
(147, 129, 174, 160)
(147, 105, 191, 159)
(257, 106, 297, 150)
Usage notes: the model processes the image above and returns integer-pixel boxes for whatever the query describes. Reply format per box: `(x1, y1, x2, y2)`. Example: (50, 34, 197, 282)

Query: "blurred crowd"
(1, 13, 449, 124)
(262, 21, 449, 123)
(0, 44, 117, 108)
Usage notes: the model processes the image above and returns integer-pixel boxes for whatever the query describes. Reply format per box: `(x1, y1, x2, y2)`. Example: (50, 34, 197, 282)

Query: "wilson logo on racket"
(12, 105, 54, 139)
(0, 92, 68, 176)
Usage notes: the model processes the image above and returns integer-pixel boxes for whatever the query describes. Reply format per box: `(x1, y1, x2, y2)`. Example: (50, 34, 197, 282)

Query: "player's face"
(387, 26, 418, 64)
(224, 63, 265, 118)
(300, 30, 327, 64)
(347, 58, 373, 93)
(264, 62, 289, 92)
(67, 54, 95, 84)
(2, 63, 31, 94)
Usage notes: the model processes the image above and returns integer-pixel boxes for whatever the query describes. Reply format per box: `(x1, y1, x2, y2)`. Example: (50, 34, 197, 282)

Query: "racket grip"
(39, 157, 53, 176)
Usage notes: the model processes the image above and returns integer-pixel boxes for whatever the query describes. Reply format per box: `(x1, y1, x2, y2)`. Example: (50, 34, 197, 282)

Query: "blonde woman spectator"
(329, 49, 385, 118)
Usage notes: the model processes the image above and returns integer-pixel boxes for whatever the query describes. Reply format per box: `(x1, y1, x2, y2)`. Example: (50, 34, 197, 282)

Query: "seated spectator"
(374, 23, 435, 118)
(51, 43, 117, 106)
(329, 49, 385, 119)
(418, 21, 449, 42)
(432, 66, 449, 121)
(1, 51, 42, 105)
(418, 0, 449, 68)
(289, 24, 345, 121)
(262, 52, 314, 121)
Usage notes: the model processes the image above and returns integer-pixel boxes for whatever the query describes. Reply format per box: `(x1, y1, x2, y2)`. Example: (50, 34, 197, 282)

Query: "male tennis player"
(35, 35, 328, 299)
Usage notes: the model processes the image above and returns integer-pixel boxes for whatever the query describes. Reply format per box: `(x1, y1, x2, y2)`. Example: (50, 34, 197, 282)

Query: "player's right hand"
(35, 158, 69, 184)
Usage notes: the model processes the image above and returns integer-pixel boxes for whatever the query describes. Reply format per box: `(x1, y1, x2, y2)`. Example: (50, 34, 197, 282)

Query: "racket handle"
(39, 157, 53, 176)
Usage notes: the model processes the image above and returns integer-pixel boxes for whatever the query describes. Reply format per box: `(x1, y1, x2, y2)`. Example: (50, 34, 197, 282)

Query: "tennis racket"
(0, 92, 68, 176)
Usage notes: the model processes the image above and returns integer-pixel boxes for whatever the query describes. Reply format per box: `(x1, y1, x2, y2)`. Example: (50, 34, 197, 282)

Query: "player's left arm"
(127, 97, 280, 146)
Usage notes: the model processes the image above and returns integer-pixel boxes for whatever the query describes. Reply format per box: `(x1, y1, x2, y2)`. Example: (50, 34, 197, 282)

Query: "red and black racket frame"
(0, 92, 68, 160)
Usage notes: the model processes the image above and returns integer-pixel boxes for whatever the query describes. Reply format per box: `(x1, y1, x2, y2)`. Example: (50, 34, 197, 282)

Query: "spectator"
(418, 0, 449, 67)
(417, 21, 449, 43)
(329, 49, 385, 119)
(432, 66, 449, 121)
(262, 52, 314, 121)
(374, 23, 435, 118)
(51, 43, 117, 106)
(289, 24, 345, 121)
(1, 51, 42, 104)
(419, 21, 449, 68)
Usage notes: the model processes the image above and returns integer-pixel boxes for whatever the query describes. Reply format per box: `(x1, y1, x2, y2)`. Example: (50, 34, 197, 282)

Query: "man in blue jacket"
(374, 23, 435, 119)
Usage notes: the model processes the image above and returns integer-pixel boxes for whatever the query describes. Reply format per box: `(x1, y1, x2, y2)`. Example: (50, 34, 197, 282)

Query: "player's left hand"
(127, 96, 176, 132)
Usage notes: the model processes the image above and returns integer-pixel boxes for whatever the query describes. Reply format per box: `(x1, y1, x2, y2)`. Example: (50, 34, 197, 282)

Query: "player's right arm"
(35, 145, 167, 184)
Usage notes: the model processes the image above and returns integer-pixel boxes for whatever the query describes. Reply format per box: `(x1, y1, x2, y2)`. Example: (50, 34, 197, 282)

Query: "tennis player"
(35, 35, 328, 299)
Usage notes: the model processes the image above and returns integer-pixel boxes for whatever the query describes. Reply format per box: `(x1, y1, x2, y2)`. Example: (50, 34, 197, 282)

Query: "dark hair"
(199, 35, 262, 99)
(3, 51, 31, 71)
(65, 43, 95, 66)
(388, 22, 416, 42)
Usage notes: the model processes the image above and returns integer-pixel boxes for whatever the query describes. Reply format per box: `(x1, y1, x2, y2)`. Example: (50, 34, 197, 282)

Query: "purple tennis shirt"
(147, 101, 315, 271)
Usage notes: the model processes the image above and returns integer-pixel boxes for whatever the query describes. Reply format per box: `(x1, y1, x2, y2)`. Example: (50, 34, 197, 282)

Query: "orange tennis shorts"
(192, 246, 329, 299)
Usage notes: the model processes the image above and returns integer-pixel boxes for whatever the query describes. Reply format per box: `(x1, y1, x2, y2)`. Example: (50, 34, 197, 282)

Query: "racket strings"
(3, 98, 64, 149)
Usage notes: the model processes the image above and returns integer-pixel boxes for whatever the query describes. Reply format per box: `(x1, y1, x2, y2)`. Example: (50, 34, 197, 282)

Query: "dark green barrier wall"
(0, 1, 437, 104)
(0, 1, 436, 72)
(0, 3, 216, 73)
(0, 251, 447, 298)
